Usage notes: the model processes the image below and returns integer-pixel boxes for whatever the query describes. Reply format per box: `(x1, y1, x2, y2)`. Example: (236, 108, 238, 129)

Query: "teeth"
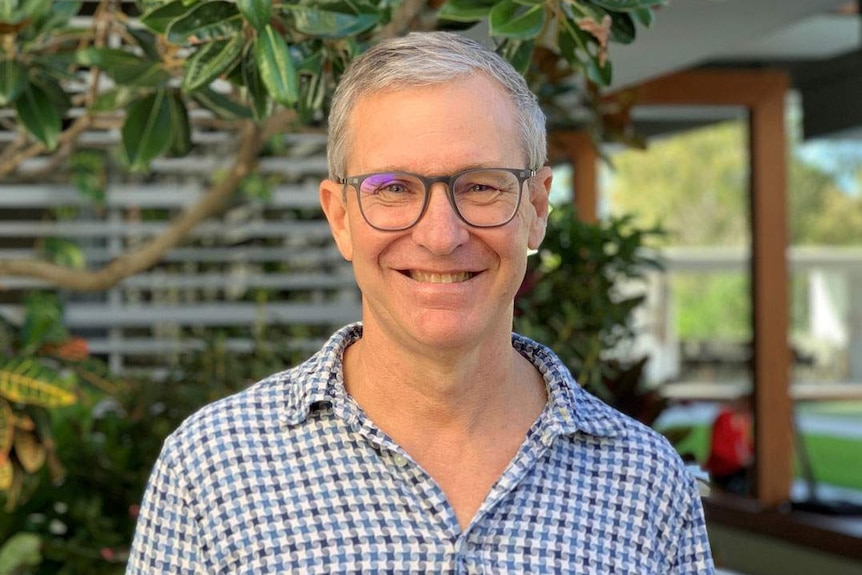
(410, 271, 473, 283)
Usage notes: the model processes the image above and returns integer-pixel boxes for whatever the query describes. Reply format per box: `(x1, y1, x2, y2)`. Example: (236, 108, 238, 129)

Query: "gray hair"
(326, 31, 547, 178)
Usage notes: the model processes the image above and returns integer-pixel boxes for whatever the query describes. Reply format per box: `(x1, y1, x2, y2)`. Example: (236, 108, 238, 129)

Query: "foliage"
(0, 331, 303, 574)
(515, 202, 665, 420)
(673, 274, 750, 342)
(0, 0, 665, 291)
(608, 118, 862, 247)
(607, 121, 750, 246)
(0, 293, 124, 511)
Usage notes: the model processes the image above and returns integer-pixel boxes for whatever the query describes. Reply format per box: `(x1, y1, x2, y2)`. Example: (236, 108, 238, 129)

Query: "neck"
(343, 326, 546, 441)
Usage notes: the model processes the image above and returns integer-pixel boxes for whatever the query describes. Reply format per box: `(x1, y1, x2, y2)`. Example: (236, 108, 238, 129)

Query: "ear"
(319, 179, 354, 262)
(527, 166, 552, 250)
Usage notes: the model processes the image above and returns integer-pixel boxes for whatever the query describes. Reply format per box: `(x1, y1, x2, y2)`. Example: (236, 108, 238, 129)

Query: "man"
(127, 32, 715, 573)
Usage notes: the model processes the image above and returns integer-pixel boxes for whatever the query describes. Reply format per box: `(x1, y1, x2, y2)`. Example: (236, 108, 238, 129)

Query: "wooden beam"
(749, 77, 793, 507)
(630, 69, 791, 107)
(548, 131, 599, 223)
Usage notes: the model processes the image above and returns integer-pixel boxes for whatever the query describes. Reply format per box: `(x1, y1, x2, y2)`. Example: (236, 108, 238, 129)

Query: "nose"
(411, 182, 469, 255)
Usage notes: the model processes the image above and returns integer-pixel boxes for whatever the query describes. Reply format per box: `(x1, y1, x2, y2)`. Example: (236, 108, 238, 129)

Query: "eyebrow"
(351, 163, 508, 176)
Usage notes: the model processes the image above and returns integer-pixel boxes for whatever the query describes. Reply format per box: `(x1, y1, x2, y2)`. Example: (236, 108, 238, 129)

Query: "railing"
(0, 143, 361, 377)
(635, 245, 862, 388)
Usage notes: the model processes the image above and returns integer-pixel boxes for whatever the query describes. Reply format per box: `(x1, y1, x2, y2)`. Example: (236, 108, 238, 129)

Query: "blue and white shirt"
(127, 324, 714, 574)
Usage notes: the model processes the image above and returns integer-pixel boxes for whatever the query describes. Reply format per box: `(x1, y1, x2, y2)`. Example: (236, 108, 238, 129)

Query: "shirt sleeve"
(126, 440, 202, 575)
(670, 477, 716, 574)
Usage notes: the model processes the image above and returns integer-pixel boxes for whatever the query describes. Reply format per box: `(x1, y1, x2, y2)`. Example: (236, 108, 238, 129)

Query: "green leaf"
(609, 10, 636, 44)
(0, 359, 75, 408)
(0, 59, 26, 106)
(128, 26, 161, 60)
(237, 0, 271, 31)
(298, 52, 325, 122)
(77, 47, 141, 71)
(41, 239, 86, 269)
(33, 74, 71, 115)
(0, 400, 12, 463)
(182, 34, 245, 93)
(557, 18, 591, 67)
(437, 0, 496, 22)
(140, 0, 195, 34)
(166, 1, 243, 45)
(254, 25, 298, 106)
(311, 0, 381, 14)
(91, 86, 141, 111)
(31, 52, 78, 78)
(631, 7, 654, 26)
(588, 0, 665, 10)
(498, 39, 534, 75)
(0, 0, 50, 26)
(489, 0, 545, 40)
(122, 90, 173, 171)
(585, 57, 613, 87)
(28, 0, 80, 40)
(285, 5, 380, 37)
(20, 0, 51, 20)
(192, 87, 253, 120)
(21, 293, 66, 350)
(76, 48, 170, 87)
(15, 82, 61, 150)
(167, 92, 192, 156)
(0, 533, 43, 575)
(241, 51, 268, 120)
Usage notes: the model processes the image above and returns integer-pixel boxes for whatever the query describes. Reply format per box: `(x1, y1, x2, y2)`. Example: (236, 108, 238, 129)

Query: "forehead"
(344, 74, 524, 173)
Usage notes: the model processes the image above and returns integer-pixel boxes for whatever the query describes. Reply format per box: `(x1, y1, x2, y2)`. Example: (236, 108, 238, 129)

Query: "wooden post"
(748, 81, 793, 507)
(548, 131, 599, 223)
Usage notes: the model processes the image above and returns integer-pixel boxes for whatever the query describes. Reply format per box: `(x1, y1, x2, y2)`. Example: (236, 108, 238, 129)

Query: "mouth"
(403, 270, 477, 284)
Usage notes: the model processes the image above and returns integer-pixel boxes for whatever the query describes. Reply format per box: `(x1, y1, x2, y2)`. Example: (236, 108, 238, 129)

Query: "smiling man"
(127, 32, 715, 574)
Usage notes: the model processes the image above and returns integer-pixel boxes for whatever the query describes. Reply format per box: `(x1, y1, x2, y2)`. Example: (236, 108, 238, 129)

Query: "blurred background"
(1, 1, 861, 573)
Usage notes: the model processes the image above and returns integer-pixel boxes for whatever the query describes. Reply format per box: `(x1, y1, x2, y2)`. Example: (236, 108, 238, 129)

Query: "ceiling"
(608, 0, 862, 140)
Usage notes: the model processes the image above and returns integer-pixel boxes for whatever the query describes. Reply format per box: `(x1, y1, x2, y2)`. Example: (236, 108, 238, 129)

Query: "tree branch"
(0, 121, 263, 291)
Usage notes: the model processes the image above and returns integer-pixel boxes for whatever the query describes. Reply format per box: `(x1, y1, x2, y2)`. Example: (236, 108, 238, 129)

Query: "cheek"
(347, 222, 395, 270)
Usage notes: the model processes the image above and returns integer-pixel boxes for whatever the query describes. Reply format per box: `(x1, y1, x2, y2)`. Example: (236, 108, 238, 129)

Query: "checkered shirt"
(127, 323, 714, 574)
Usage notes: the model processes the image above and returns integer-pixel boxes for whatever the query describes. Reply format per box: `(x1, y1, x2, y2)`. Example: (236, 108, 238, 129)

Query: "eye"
(362, 175, 412, 195)
(379, 182, 409, 194)
(465, 183, 499, 193)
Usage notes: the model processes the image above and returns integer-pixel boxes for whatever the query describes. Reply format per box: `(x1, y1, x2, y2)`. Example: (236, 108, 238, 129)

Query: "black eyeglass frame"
(337, 167, 537, 231)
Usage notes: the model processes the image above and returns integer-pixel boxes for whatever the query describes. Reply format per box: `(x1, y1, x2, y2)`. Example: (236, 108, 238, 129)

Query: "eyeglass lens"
(357, 169, 522, 230)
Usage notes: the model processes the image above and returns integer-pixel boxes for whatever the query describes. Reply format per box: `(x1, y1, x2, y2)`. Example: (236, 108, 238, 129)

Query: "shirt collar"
(512, 333, 625, 438)
(279, 324, 624, 438)
(278, 323, 363, 426)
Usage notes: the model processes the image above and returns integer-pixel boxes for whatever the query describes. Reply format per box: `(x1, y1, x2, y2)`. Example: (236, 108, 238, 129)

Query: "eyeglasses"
(338, 167, 536, 231)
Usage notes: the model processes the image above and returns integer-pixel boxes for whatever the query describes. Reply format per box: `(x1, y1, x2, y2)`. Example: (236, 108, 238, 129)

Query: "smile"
(407, 270, 476, 283)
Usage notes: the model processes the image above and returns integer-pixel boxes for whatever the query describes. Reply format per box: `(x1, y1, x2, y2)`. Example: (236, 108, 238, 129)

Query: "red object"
(706, 407, 753, 477)
(42, 337, 90, 361)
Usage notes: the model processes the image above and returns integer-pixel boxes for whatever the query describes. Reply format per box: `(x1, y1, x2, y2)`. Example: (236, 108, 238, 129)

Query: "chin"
(409, 313, 504, 349)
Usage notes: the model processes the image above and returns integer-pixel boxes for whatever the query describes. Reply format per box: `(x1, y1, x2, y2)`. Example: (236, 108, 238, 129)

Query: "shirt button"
(392, 453, 409, 468)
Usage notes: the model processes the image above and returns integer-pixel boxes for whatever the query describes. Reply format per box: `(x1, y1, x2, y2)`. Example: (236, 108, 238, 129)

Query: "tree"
(607, 121, 749, 247)
(608, 118, 862, 246)
(0, 0, 665, 291)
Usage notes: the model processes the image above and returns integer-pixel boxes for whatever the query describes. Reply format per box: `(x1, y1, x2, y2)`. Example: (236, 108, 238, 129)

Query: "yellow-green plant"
(0, 293, 122, 509)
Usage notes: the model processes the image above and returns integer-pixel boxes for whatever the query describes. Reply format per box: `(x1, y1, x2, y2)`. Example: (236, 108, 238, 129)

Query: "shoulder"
(577, 387, 691, 478)
(513, 332, 692, 483)
(160, 367, 296, 461)
(164, 323, 360, 454)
